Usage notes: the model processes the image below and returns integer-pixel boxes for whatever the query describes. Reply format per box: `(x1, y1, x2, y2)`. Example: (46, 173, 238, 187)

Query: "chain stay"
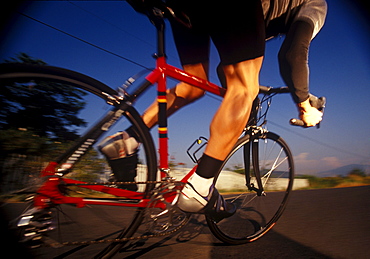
(44, 179, 188, 247)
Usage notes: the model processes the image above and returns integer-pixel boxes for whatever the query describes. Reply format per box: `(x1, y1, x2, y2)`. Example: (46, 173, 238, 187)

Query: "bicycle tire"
(206, 131, 294, 244)
(0, 63, 157, 258)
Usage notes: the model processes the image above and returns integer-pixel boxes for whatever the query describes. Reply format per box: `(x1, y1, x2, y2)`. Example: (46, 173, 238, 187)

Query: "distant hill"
(317, 164, 370, 177)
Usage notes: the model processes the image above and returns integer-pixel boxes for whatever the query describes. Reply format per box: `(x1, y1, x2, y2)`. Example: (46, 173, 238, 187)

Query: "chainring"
(144, 180, 190, 235)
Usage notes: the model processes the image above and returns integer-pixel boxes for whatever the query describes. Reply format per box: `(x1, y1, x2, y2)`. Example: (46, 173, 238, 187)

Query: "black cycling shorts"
(169, 0, 265, 66)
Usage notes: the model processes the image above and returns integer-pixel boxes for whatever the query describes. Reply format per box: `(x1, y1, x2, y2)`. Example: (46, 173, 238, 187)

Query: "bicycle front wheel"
(0, 63, 157, 258)
(207, 131, 294, 244)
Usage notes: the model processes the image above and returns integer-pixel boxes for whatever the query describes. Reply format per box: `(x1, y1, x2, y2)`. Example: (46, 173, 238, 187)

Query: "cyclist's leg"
(178, 0, 265, 219)
(178, 57, 262, 222)
(102, 74, 210, 187)
(204, 0, 264, 161)
(98, 63, 207, 189)
(205, 58, 262, 161)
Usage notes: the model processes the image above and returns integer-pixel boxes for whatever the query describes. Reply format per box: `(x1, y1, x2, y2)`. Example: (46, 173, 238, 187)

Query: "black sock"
(108, 154, 138, 191)
(196, 154, 223, 179)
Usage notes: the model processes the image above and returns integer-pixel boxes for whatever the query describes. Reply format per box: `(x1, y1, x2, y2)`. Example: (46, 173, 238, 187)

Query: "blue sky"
(1, 0, 369, 174)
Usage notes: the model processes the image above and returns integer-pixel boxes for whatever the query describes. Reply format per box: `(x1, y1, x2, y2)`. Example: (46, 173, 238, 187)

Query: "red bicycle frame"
(34, 15, 226, 210)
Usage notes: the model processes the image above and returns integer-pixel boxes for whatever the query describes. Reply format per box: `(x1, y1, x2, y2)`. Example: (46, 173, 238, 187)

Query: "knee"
(227, 83, 259, 103)
(172, 84, 205, 103)
(223, 57, 263, 99)
(188, 87, 206, 101)
(224, 80, 259, 105)
(246, 85, 259, 101)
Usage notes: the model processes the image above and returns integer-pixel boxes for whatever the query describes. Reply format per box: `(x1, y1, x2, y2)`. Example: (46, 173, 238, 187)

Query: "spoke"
(240, 193, 258, 207)
(229, 193, 245, 203)
(262, 138, 277, 167)
(260, 144, 288, 186)
(262, 156, 288, 186)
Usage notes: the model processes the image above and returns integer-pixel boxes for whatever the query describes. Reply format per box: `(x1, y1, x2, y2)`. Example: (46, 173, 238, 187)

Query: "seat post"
(156, 19, 165, 58)
(148, 10, 166, 58)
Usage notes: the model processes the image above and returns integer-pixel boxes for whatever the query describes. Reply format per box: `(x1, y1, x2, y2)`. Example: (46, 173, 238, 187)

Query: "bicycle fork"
(244, 128, 266, 196)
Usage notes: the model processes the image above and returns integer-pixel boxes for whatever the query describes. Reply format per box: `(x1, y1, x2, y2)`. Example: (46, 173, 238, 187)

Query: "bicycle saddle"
(127, 0, 192, 28)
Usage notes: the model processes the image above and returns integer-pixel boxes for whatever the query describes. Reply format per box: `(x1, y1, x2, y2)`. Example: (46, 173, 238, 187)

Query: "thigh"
(170, 19, 210, 65)
(210, 0, 265, 65)
(169, 0, 211, 65)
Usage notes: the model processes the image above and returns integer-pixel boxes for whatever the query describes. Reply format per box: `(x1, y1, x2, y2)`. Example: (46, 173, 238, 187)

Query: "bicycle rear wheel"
(0, 63, 157, 258)
(206, 131, 294, 244)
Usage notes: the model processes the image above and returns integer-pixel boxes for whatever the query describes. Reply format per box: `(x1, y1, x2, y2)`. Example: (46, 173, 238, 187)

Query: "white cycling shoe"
(178, 182, 236, 222)
(98, 131, 139, 159)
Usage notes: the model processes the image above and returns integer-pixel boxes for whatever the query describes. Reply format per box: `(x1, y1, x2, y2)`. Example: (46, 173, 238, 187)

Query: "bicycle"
(0, 4, 309, 258)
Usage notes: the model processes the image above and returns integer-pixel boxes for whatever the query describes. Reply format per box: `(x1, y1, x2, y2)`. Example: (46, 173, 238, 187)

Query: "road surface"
(1, 186, 369, 258)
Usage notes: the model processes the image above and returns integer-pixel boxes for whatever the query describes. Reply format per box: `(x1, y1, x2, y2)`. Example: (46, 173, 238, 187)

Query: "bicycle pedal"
(17, 207, 56, 248)
(20, 231, 43, 249)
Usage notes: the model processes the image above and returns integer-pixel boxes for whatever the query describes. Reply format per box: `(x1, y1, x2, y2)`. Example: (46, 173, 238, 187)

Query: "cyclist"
(99, 0, 326, 221)
(101, 0, 265, 221)
(219, 0, 328, 127)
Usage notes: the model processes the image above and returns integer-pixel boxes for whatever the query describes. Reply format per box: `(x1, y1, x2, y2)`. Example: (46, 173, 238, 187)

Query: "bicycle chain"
(45, 180, 188, 248)
(64, 180, 172, 186)
(45, 219, 188, 248)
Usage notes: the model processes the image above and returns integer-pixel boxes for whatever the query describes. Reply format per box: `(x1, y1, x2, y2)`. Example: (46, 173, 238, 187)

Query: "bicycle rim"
(0, 63, 157, 258)
(207, 131, 294, 244)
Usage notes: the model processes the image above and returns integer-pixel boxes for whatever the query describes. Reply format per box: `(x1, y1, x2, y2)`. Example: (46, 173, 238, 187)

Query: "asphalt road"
(1, 186, 369, 258)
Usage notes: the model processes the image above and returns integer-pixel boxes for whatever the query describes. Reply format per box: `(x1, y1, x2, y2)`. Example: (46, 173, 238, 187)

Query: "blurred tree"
(0, 54, 108, 192)
(70, 149, 106, 182)
(348, 168, 366, 177)
(0, 53, 87, 144)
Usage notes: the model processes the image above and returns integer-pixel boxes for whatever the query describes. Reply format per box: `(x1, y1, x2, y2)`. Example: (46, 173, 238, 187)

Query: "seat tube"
(154, 16, 169, 175)
(157, 56, 169, 173)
